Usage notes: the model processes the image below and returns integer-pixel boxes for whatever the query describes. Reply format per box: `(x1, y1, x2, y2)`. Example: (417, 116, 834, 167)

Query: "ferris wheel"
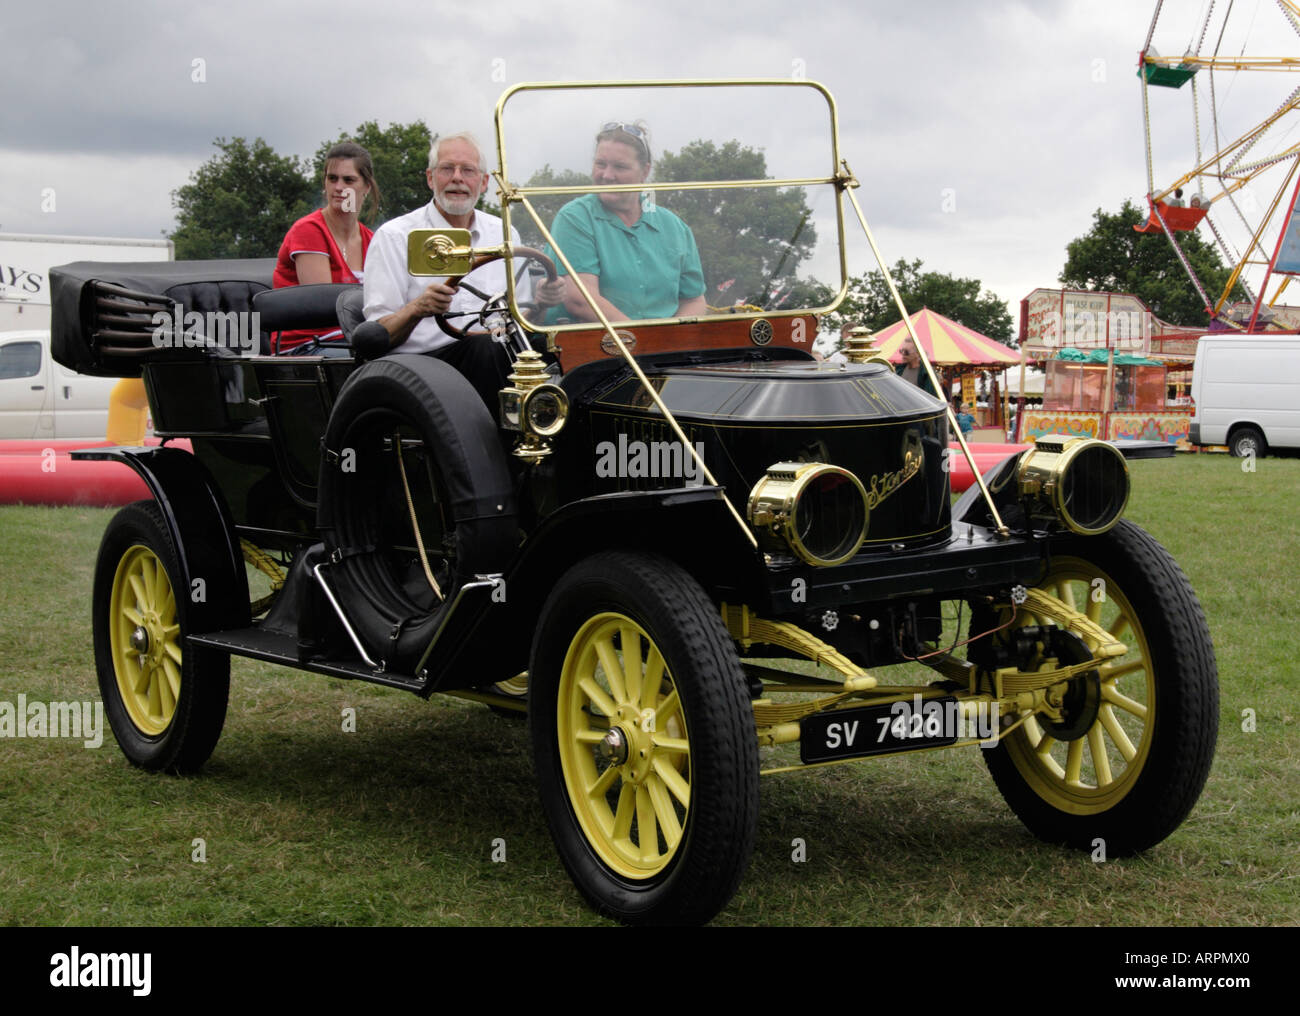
(1138, 0, 1300, 330)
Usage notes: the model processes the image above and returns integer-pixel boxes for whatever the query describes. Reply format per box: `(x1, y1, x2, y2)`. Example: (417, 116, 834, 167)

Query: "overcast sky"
(3, 0, 1294, 320)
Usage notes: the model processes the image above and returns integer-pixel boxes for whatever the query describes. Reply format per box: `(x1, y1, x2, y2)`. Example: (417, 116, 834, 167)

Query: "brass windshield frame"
(492, 78, 850, 333)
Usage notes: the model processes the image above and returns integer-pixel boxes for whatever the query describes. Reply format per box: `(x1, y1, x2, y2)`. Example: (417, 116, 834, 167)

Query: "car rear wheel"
(529, 551, 759, 925)
(978, 521, 1218, 855)
(93, 500, 230, 772)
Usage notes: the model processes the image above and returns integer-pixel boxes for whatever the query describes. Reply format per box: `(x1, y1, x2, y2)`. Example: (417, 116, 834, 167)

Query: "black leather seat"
(252, 283, 359, 355)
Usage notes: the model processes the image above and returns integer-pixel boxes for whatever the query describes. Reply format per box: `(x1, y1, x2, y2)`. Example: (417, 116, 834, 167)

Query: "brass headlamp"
(747, 461, 870, 567)
(500, 349, 569, 462)
(1017, 436, 1130, 535)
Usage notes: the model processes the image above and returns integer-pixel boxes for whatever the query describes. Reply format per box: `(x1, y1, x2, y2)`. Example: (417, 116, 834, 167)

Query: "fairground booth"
(1015, 289, 1201, 445)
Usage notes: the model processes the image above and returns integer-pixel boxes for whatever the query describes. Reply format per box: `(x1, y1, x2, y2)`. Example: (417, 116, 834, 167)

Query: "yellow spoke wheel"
(530, 551, 758, 926)
(558, 613, 691, 879)
(108, 544, 183, 736)
(979, 521, 1218, 855)
(997, 558, 1152, 811)
(93, 500, 230, 773)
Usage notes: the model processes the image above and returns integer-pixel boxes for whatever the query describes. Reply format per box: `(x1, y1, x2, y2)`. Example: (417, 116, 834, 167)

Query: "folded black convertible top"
(50, 258, 275, 376)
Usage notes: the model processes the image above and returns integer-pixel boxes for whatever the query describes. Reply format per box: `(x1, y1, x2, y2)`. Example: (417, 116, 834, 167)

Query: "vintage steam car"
(51, 82, 1217, 925)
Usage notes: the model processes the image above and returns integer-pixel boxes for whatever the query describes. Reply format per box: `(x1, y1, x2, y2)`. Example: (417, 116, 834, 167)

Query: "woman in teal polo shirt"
(547, 121, 708, 323)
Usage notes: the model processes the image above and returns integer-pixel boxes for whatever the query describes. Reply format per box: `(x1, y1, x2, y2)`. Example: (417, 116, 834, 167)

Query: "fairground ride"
(1138, 0, 1300, 331)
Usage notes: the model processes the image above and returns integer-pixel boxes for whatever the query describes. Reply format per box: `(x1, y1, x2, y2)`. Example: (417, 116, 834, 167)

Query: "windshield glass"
(495, 81, 847, 333)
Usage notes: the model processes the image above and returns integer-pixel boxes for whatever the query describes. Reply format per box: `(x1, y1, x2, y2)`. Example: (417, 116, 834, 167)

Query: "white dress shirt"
(362, 200, 532, 355)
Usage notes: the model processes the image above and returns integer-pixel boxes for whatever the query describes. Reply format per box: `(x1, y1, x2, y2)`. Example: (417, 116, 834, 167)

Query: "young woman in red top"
(272, 141, 380, 351)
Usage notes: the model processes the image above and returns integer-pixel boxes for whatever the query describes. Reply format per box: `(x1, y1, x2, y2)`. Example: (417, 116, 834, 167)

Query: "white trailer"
(0, 232, 173, 331)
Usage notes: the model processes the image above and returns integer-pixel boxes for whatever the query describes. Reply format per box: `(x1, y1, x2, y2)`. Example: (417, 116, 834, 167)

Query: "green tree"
(169, 137, 314, 259)
(827, 258, 1013, 344)
(656, 140, 817, 308)
(312, 120, 434, 225)
(1059, 200, 1244, 325)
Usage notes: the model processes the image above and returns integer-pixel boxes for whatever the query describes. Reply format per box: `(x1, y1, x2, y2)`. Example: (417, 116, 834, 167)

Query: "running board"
(188, 627, 427, 693)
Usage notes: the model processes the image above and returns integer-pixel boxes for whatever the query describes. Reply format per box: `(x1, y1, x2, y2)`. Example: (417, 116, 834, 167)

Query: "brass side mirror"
(406, 228, 474, 276)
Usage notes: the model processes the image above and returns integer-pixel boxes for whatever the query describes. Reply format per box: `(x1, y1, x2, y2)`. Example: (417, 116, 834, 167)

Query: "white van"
(1190, 334, 1300, 457)
(0, 330, 123, 440)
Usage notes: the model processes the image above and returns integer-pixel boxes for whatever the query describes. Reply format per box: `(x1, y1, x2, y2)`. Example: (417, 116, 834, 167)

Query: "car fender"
(71, 445, 250, 634)
(487, 486, 761, 634)
(952, 448, 1028, 531)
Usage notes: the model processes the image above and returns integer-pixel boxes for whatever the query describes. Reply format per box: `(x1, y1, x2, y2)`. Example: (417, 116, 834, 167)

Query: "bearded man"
(362, 131, 562, 410)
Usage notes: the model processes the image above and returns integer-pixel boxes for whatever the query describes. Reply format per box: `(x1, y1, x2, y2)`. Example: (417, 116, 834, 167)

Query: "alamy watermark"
(0, 695, 103, 748)
(1036, 305, 1146, 348)
(50, 947, 151, 996)
(879, 694, 1001, 746)
(595, 435, 708, 486)
(151, 305, 261, 353)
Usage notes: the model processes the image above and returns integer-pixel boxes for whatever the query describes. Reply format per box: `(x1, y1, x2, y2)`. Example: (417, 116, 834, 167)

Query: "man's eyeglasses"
(433, 162, 483, 178)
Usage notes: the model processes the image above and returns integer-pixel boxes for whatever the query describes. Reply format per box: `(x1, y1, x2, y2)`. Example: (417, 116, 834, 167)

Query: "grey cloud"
(0, 0, 1206, 314)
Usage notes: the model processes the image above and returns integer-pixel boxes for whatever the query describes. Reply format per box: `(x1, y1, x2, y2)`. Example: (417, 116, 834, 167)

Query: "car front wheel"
(529, 551, 759, 925)
(978, 521, 1218, 855)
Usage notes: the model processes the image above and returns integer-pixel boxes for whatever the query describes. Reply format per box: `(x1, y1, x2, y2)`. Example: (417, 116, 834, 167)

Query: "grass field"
(1, 454, 1297, 926)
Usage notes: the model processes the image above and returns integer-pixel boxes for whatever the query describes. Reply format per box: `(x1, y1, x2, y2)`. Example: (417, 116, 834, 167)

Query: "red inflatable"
(0, 439, 119, 455)
(947, 443, 1029, 494)
(1, 435, 1019, 507)
(0, 439, 193, 508)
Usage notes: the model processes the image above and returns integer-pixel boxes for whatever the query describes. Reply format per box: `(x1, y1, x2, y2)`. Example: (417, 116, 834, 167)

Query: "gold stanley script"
(865, 448, 922, 511)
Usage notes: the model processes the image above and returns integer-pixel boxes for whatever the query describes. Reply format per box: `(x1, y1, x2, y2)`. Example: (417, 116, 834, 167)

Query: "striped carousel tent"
(869, 307, 1020, 366)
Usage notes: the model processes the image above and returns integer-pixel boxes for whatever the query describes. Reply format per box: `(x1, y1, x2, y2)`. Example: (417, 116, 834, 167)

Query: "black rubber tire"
(1229, 426, 1266, 459)
(529, 551, 759, 925)
(979, 520, 1218, 855)
(92, 500, 230, 773)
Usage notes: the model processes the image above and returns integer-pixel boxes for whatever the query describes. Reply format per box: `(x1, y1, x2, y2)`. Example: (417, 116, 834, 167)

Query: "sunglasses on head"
(600, 121, 649, 156)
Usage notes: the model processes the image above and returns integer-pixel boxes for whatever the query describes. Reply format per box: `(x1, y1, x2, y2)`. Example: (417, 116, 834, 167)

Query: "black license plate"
(800, 696, 961, 764)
